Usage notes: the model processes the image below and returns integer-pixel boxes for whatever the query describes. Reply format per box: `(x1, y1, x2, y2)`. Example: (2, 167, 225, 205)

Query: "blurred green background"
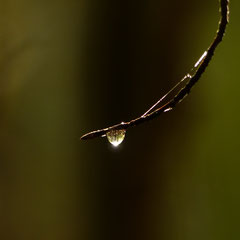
(0, 0, 239, 239)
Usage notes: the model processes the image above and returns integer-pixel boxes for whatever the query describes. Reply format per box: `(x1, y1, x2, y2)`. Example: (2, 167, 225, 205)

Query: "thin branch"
(81, 0, 229, 141)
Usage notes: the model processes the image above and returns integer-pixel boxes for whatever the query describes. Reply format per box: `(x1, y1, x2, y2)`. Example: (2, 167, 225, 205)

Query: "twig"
(81, 0, 229, 141)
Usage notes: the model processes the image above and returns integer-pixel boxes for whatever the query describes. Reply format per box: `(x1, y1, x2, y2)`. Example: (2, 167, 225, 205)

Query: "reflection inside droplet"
(106, 129, 126, 147)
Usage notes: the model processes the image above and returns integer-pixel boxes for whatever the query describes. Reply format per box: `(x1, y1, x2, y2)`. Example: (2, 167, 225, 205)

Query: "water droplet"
(106, 129, 126, 147)
(194, 51, 208, 68)
(164, 107, 173, 112)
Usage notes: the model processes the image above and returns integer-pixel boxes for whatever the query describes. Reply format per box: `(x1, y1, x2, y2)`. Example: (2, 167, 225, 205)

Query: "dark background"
(0, 0, 239, 239)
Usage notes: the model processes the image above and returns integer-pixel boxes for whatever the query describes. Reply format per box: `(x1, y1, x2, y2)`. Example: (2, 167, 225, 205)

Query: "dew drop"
(106, 129, 126, 147)
(164, 107, 173, 112)
(194, 51, 208, 68)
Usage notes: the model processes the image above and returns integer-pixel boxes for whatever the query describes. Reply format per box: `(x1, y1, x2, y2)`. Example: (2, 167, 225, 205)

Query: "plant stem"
(81, 0, 229, 141)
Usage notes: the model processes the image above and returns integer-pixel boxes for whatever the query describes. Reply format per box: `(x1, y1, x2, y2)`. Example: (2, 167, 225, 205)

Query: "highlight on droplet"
(164, 107, 173, 112)
(106, 129, 126, 147)
(194, 51, 208, 68)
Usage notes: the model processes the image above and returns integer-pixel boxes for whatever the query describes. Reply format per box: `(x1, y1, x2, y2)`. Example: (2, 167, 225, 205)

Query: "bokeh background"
(0, 0, 239, 239)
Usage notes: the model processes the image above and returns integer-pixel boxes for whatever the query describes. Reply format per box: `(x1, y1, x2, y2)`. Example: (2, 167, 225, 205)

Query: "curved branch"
(81, 0, 229, 141)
